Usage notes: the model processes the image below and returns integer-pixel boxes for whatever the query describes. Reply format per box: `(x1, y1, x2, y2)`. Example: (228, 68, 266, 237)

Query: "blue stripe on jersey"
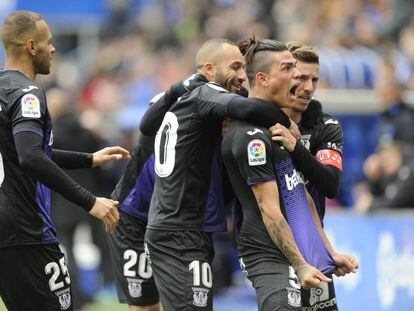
(275, 157, 335, 274)
(203, 145, 227, 233)
(37, 118, 58, 244)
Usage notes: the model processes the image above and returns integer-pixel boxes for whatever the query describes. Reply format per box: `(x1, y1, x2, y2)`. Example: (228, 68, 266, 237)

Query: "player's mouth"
(289, 84, 298, 101)
(232, 83, 241, 92)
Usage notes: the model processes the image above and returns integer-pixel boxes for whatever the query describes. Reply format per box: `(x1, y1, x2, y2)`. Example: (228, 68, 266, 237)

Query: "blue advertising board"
(325, 212, 414, 311)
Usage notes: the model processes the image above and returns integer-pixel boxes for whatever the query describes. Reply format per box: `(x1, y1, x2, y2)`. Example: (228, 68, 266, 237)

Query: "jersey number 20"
(154, 112, 178, 177)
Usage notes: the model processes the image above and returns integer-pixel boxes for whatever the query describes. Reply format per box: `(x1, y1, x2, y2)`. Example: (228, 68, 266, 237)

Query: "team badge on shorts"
(247, 139, 266, 166)
(286, 287, 301, 308)
(127, 278, 143, 298)
(192, 287, 209, 307)
(55, 288, 71, 310)
(21, 93, 41, 118)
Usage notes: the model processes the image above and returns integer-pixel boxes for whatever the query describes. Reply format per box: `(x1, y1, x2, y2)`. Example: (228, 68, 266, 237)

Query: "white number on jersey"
(189, 260, 213, 288)
(123, 249, 152, 279)
(44, 257, 71, 292)
(154, 111, 179, 177)
(0, 152, 4, 187)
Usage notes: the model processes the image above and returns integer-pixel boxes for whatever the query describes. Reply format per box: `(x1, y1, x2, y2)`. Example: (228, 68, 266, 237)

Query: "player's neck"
(289, 109, 302, 124)
(4, 57, 36, 80)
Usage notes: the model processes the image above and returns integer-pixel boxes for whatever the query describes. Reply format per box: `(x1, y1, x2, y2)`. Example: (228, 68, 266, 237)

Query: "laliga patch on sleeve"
(21, 93, 41, 118)
(247, 139, 266, 166)
(316, 149, 342, 171)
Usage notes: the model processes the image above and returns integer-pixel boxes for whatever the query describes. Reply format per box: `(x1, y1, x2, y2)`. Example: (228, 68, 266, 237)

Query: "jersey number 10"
(0, 152, 4, 187)
(154, 112, 179, 178)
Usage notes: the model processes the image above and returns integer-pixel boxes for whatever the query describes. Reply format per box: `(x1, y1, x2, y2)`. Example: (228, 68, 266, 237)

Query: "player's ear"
(256, 72, 269, 88)
(202, 62, 216, 80)
(26, 39, 37, 56)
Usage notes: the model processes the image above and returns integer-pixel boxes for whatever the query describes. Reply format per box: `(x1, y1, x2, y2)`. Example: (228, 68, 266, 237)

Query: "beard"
(33, 53, 51, 75)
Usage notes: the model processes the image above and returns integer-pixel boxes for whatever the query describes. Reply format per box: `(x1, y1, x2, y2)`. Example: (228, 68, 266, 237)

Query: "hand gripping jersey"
(0, 70, 56, 247)
(223, 119, 336, 274)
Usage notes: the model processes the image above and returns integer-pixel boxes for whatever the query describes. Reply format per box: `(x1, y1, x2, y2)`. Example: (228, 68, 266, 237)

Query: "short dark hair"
(0, 11, 43, 54)
(287, 41, 319, 64)
(238, 36, 288, 86)
(195, 38, 238, 69)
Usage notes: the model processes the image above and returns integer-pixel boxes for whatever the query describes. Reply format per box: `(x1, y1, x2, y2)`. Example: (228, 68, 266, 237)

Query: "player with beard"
(0, 11, 130, 311)
(107, 72, 248, 311)
(270, 42, 358, 311)
(222, 37, 339, 311)
(141, 38, 296, 311)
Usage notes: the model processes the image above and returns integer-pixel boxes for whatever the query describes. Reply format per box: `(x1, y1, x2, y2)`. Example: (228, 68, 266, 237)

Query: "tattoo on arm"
(263, 216, 306, 270)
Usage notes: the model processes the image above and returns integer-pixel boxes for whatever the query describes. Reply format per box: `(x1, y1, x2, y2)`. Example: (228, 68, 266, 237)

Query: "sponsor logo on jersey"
(326, 141, 343, 153)
(127, 278, 143, 298)
(55, 288, 71, 310)
(22, 85, 39, 93)
(309, 282, 330, 306)
(325, 119, 339, 125)
(285, 169, 304, 191)
(247, 128, 264, 136)
(300, 134, 311, 150)
(21, 93, 41, 118)
(303, 298, 336, 311)
(247, 139, 266, 166)
(286, 287, 301, 307)
(192, 287, 209, 307)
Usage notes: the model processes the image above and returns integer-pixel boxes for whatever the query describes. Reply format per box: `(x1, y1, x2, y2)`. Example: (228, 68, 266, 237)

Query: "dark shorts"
(0, 243, 73, 311)
(239, 257, 302, 311)
(145, 228, 214, 311)
(301, 278, 338, 311)
(106, 211, 158, 306)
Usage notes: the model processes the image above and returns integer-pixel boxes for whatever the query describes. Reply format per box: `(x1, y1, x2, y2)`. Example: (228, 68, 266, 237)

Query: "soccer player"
(142, 38, 295, 311)
(107, 73, 227, 311)
(270, 42, 358, 310)
(222, 37, 335, 311)
(0, 11, 129, 311)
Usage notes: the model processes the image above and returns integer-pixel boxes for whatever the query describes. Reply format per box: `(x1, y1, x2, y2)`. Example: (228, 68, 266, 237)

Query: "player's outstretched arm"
(252, 181, 331, 289)
(306, 191, 358, 276)
(89, 197, 119, 233)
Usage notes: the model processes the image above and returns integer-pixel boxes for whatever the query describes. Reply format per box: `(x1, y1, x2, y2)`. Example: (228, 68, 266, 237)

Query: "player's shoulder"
(1, 70, 42, 94)
(319, 111, 342, 131)
(228, 120, 270, 144)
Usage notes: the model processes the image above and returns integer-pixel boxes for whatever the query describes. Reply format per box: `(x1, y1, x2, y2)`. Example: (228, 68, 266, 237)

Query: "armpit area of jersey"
(14, 131, 96, 211)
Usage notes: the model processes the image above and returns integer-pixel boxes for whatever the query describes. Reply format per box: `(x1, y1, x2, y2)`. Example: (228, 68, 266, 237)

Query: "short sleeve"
(10, 87, 46, 137)
(233, 130, 275, 186)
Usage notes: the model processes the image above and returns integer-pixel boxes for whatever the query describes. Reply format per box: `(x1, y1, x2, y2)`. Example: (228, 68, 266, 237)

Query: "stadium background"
(1, 0, 414, 310)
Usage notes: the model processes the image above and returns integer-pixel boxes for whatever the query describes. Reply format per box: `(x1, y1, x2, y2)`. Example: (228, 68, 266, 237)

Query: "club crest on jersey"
(21, 93, 41, 118)
(192, 287, 209, 307)
(55, 288, 71, 310)
(300, 134, 311, 150)
(247, 139, 266, 166)
(286, 287, 301, 307)
(127, 278, 143, 298)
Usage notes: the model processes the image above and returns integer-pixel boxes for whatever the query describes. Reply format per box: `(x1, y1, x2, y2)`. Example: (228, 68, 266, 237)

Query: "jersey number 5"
(154, 112, 179, 177)
(0, 152, 4, 187)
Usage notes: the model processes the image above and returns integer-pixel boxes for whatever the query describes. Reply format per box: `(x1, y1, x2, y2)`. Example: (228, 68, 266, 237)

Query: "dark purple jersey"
(0, 70, 56, 247)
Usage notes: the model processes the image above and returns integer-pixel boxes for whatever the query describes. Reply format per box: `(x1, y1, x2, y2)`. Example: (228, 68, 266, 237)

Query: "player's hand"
(92, 146, 131, 167)
(296, 263, 332, 289)
(89, 197, 120, 233)
(269, 123, 297, 152)
(332, 252, 358, 277)
(288, 120, 301, 140)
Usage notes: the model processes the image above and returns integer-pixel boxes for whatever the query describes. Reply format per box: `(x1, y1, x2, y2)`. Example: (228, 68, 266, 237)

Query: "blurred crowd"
(4, 0, 414, 307)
